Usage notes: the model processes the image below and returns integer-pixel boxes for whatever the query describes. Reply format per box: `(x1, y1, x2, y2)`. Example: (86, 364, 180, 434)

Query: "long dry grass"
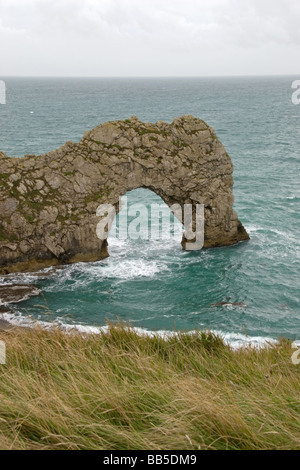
(0, 324, 299, 450)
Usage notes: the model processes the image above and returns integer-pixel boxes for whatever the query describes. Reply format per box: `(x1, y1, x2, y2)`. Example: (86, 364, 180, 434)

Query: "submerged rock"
(0, 284, 41, 304)
(211, 301, 248, 308)
(0, 115, 249, 273)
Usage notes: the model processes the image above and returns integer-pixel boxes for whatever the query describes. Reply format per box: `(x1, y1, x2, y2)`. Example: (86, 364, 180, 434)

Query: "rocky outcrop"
(0, 284, 41, 304)
(0, 115, 249, 274)
(0, 284, 42, 326)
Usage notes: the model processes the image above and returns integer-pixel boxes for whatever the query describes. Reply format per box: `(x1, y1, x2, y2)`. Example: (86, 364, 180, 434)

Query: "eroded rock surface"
(0, 284, 41, 304)
(0, 115, 249, 273)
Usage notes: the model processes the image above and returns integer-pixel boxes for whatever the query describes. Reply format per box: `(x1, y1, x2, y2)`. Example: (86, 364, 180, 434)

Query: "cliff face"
(0, 115, 249, 274)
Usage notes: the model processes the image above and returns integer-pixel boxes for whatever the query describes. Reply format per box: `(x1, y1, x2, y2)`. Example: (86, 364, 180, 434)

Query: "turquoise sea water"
(0, 77, 299, 344)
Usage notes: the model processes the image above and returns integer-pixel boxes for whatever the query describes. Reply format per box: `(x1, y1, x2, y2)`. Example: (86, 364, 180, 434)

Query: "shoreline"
(0, 306, 280, 350)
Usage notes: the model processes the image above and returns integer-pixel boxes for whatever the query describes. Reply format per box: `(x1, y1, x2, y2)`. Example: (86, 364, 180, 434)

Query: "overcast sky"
(0, 0, 299, 77)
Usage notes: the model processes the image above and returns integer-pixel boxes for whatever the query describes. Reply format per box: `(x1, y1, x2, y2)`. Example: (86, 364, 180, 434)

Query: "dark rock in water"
(0, 115, 249, 274)
(0, 305, 10, 314)
(0, 284, 41, 304)
(211, 301, 247, 308)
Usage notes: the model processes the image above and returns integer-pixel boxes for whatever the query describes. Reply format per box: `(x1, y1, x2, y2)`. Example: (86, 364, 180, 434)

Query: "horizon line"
(1, 73, 299, 79)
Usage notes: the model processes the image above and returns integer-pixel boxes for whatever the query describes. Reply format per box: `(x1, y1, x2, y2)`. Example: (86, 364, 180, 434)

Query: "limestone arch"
(0, 115, 249, 274)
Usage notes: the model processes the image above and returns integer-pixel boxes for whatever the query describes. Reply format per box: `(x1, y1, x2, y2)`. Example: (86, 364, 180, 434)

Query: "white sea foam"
(75, 258, 165, 280)
(246, 225, 264, 234)
(0, 267, 58, 285)
(96, 259, 166, 279)
(246, 225, 299, 246)
(38, 258, 168, 293)
(0, 310, 279, 350)
(108, 237, 129, 251)
(109, 234, 182, 255)
(0, 255, 169, 296)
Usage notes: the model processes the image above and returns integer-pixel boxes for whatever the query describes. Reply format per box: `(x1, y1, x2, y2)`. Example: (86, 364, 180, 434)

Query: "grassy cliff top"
(0, 325, 299, 450)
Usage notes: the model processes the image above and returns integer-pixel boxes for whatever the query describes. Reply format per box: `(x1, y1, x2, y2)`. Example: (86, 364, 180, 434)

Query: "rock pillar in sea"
(0, 115, 249, 273)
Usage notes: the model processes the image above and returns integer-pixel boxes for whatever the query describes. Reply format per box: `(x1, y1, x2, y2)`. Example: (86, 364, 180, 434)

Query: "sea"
(0, 76, 299, 348)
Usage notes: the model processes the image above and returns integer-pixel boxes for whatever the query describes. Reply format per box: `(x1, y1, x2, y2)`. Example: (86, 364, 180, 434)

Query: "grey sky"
(0, 0, 299, 76)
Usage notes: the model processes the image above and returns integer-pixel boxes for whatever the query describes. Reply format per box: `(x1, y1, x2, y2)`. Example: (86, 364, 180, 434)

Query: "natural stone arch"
(0, 115, 249, 274)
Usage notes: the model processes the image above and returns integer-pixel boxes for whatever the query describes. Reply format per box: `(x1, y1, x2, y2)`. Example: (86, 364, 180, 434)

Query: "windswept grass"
(0, 325, 299, 450)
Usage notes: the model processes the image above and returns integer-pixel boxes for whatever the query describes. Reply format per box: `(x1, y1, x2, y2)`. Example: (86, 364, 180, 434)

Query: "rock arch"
(0, 115, 249, 274)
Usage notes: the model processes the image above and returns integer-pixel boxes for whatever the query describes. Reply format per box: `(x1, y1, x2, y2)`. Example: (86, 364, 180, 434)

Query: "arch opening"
(107, 188, 184, 253)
